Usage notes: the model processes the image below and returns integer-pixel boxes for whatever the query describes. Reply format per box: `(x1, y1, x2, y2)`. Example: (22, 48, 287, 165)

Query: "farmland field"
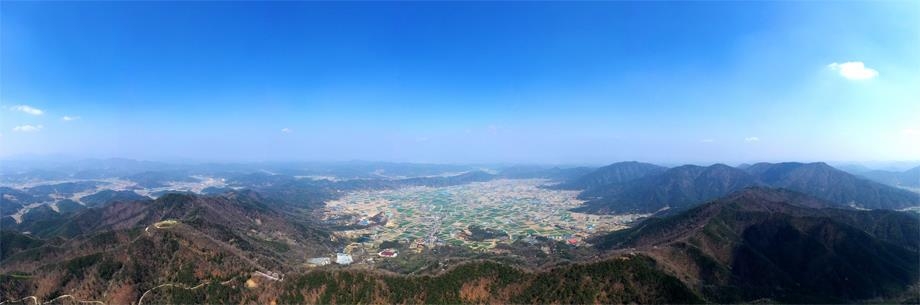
(322, 179, 649, 252)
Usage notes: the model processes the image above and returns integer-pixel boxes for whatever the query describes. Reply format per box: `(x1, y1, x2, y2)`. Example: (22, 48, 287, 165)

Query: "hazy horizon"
(2, 155, 919, 173)
(3, 3, 920, 304)
(2, 2, 918, 164)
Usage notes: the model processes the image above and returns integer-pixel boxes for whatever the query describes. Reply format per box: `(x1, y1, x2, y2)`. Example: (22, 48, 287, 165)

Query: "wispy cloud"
(13, 124, 43, 132)
(62, 115, 80, 121)
(281, 127, 292, 133)
(744, 136, 759, 143)
(11, 105, 44, 115)
(700, 139, 715, 143)
(827, 61, 878, 80)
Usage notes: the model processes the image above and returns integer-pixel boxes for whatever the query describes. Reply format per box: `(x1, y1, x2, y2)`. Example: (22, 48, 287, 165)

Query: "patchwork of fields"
(323, 179, 648, 252)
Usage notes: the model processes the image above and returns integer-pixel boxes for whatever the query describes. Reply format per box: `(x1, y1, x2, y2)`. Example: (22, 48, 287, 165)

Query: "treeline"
(149, 256, 702, 304)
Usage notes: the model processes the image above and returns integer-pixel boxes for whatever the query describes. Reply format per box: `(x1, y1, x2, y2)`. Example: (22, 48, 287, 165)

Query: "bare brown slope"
(0, 191, 339, 304)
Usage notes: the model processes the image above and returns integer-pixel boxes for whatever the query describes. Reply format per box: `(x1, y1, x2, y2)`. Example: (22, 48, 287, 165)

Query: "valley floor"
(321, 179, 648, 263)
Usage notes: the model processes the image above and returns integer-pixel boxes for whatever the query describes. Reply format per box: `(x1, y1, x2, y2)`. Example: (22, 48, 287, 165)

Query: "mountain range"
(856, 166, 920, 188)
(6, 185, 915, 304)
(2, 160, 920, 304)
(571, 162, 919, 214)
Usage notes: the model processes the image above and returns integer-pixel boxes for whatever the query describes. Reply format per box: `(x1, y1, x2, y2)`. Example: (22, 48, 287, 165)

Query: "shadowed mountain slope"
(745, 162, 919, 210)
(574, 164, 758, 214)
(590, 187, 920, 303)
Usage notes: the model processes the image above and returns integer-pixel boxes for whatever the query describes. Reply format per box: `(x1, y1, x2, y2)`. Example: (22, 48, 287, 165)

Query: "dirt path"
(137, 282, 210, 305)
(0, 294, 105, 305)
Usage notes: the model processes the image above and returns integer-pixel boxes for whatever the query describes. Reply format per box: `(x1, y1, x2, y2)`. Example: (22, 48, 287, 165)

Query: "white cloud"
(700, 139, 715, 143)
(744, 136, 760, 143)
(62, 115, 80, 121)
(13, 124, 43, 132)
(827, 61, 878, 80)
(11, 105, 44, 115)
(281, 128, 292, 133)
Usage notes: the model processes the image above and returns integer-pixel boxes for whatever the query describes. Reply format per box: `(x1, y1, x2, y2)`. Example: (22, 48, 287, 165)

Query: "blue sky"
(1, 2, 918, 164)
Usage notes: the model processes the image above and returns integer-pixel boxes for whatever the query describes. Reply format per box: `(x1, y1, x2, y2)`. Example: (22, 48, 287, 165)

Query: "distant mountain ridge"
(78, 190, 150, 208)
(573, 162, 919, 214)
(552, 161, 666, 190)
(745, 162, 918, 209)
(574, 164, 761, 214)
(857, 166, 920, 188)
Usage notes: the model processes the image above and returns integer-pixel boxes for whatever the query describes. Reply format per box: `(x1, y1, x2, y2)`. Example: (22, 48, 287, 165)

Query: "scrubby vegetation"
(270, 256, 700, 304)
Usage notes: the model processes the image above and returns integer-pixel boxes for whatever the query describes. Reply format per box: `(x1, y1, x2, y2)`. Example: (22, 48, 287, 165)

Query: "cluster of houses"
(305, 253, 355, 266)
(306, 247, 399, 268)
(356, 211, 389, 227)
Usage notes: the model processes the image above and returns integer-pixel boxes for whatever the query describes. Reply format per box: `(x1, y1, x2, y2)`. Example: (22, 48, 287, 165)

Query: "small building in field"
(335, 253, 353, 265)
(377, 249, 398, 258)
(307, 257, 331, 266)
